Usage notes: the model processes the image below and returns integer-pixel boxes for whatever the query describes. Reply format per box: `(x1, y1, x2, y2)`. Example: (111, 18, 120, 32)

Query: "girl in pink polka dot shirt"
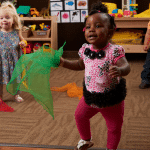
(60, 1, 130, 150)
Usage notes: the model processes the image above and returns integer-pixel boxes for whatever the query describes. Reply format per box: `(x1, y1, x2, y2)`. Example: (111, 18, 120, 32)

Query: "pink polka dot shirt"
(78, 43, 125, 93)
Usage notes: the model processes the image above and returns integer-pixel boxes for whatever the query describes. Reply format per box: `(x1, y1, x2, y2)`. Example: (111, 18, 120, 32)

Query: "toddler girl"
(60, 1, 130, 150)
(0, 1, 26, 111)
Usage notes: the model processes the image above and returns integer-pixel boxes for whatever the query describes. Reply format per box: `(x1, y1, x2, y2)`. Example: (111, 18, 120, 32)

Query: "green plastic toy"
(17, 6, 31, 16)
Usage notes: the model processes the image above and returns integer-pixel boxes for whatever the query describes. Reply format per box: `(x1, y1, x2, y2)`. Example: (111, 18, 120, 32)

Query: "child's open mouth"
(88, 35, 97, 39)
(2, 23, 8, 25)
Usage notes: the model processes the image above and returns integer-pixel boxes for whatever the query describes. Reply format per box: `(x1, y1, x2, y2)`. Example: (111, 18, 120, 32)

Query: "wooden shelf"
(115, 17, 150, 28)
(123, 45, 147, 53)
(21, 16, 58, 50)
(114, 18, 150, 53)
(24, 38, 51, 41)
(20, 17, 52, 21)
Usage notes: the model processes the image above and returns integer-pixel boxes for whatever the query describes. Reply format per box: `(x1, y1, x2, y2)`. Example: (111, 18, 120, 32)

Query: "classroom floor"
(0, 53, 150, 150)
(0, 147, 62, 150)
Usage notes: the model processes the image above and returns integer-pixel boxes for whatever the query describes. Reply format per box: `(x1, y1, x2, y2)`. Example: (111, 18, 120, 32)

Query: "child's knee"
(74, 108, 84, 121)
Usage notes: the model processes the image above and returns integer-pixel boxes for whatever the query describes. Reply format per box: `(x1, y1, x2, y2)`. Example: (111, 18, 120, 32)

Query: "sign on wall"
(50, 0, 88, 23)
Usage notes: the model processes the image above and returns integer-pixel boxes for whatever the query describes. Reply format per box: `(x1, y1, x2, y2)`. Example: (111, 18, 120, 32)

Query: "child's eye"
(96, 25, 102, 28)
(85, 26, 90, 29)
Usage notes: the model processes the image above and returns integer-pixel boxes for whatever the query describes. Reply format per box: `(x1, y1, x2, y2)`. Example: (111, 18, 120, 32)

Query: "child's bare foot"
(14, 95, 24, 103)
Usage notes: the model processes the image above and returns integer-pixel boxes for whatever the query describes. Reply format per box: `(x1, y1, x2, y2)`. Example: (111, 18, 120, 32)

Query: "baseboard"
(0, 143, 102, 149)
(0, 143, 127, 150)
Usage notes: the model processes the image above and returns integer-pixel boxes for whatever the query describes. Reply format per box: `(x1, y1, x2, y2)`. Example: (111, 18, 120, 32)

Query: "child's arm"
(109, 57, 130, 77)
(143, 22, 150, 51)
(60, 57, 85, 71)
(19, 30, 27, 48)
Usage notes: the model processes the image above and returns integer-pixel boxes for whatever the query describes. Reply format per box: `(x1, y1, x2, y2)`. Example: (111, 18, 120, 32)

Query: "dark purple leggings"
(74, 96, 124, 149)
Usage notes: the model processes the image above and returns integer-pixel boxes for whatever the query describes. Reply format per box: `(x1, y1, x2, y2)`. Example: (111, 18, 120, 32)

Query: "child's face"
(0, 11, 14, 32)
(85, 13, 111, 49)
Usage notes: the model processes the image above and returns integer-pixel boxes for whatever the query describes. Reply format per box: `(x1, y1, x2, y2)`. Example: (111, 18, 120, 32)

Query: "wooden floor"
(0, 147, 64, 150)
(0, 54, 150, 150)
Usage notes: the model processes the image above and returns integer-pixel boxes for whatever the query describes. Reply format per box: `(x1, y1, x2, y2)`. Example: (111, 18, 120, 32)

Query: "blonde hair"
(0, 1, 21, 30)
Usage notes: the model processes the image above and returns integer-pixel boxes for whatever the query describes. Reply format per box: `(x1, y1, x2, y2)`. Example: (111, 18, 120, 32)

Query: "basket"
(22, 29, 31, 38)
(32, 29, 51, 38)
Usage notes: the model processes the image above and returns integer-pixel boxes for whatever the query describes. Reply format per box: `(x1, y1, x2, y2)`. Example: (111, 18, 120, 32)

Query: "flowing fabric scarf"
(6, 42, 66, 119)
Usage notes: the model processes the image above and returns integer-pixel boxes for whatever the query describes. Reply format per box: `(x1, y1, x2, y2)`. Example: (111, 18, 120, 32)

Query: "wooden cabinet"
(20, 16, 58, 50)
(115, 17, 150, 53)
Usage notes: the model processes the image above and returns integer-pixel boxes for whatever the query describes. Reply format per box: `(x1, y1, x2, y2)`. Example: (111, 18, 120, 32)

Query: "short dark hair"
(84, 1, 116, 30)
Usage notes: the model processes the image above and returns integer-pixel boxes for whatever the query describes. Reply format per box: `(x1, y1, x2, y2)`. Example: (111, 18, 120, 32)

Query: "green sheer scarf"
(6, 42, 66, 119)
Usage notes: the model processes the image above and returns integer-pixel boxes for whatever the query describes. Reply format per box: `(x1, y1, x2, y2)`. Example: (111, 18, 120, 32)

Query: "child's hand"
(143, 45, 149, 51)
(109, 66, 121, 78)
(19, 40, 27, 48)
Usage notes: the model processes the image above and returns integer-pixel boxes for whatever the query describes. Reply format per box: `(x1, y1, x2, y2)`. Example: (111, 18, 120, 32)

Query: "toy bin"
(43, 43, 51, 52)
(22, 29, 31, 38)
(32, 29, 51, 38)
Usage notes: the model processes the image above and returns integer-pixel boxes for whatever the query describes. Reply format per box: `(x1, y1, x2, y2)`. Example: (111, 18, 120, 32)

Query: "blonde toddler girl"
(0, 1, 26, 111)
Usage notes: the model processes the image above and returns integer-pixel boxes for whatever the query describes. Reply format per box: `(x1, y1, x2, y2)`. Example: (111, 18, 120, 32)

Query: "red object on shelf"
(123, 10, 131, 17)
(22, 43, 33, 54)
(110, 13, 116, 17)
(33, 42, 42, 50)
(0, 100, 14, 112)
(117, 13, 123, 18)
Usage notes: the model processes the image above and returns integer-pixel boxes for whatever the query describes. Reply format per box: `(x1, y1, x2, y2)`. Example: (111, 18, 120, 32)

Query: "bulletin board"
(50, 0, 89, 23)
